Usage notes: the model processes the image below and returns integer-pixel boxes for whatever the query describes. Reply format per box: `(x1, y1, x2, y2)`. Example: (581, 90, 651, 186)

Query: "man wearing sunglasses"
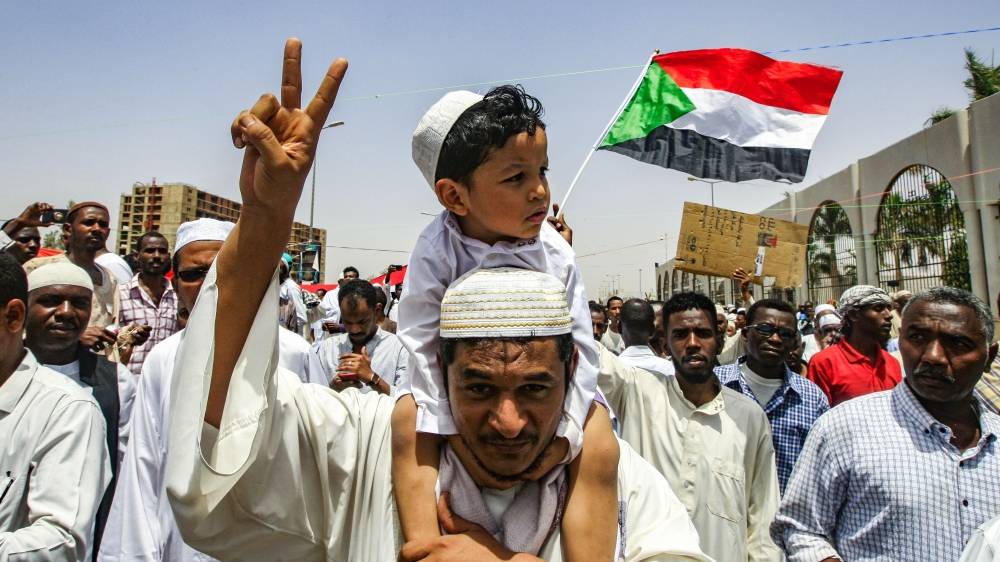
(716, 299, 829, 494)
(100, 218, 317, 562)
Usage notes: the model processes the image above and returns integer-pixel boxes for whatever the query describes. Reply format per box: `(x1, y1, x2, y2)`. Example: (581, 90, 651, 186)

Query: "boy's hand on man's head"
(229, 39, 348, 220)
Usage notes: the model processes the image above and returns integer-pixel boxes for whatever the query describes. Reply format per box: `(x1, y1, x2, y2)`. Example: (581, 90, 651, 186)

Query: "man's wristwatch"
(368, 373, 381, 389)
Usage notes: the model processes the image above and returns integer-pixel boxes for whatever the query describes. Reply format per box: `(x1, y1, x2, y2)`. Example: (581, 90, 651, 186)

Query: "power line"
(577, 239, 664, 258)
(4, 25, 998, 141)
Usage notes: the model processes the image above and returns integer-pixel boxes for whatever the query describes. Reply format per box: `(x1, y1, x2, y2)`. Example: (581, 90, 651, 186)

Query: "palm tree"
(876, 168, 967, 290)
(963, 48, 1000, 99)
(808, 203, 854, 300)
(926, 48, 1000, 127)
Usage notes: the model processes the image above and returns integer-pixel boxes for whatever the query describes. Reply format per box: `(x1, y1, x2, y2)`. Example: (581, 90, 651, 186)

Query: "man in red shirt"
(807, 285, 901, 406)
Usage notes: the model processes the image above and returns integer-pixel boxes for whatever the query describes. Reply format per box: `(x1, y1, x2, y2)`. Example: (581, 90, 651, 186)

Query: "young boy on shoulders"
(392, 85, 619, 560)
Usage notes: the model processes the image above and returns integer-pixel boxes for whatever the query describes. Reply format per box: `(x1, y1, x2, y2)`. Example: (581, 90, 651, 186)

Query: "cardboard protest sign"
(673, 202, 808, 287)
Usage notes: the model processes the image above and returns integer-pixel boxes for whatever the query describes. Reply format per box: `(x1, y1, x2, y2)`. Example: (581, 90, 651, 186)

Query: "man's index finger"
(281, 38, 303, 109)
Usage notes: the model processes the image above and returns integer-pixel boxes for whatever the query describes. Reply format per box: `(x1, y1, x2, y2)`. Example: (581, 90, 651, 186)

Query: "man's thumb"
(238, 115, 285, 168)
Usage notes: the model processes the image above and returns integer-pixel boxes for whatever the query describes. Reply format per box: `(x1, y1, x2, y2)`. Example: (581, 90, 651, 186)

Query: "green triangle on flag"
(600, 62, 696, 147)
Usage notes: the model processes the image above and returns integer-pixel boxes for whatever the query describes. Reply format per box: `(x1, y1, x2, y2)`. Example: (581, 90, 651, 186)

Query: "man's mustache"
(479, 431, 540, 447)
(913, 363, 956, 384)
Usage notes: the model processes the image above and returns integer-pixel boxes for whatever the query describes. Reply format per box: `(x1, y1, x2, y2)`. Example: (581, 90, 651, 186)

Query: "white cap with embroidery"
(439, 267, 572, 339)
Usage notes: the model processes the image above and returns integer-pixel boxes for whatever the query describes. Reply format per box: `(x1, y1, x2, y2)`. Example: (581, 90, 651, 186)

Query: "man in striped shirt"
(772, 287, 1000, 561)
(115, 232, 178, 374)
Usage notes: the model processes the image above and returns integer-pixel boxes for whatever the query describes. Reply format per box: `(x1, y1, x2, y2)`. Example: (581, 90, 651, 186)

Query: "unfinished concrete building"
(117, 180, 327, 282)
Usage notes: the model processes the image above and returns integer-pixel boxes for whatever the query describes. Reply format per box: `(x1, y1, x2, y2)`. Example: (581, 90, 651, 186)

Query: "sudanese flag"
(599, 48, 843, 183)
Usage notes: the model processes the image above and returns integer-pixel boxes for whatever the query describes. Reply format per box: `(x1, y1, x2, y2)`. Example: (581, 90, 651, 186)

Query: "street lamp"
(687, 176, 724, 207)
(308, 120, 345, 282)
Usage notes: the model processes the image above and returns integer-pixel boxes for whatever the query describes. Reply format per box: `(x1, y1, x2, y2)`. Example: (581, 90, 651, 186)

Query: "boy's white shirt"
(396, 212, 598, 457)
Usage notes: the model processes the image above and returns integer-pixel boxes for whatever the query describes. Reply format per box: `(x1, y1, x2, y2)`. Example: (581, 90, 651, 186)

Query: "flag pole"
(558, 50, 659, 213)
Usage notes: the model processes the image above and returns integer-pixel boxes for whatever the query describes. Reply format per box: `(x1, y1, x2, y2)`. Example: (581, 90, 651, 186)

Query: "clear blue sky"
(2, 1, 998, 297)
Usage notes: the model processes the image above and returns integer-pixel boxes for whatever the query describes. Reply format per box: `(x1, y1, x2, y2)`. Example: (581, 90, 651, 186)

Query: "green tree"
(942, 232, 972, 290)
(42, 229, 64, 250)
(807, 203, 856, 301)
(926, 48, 1000, 127)
(876, 169, 967, 290)
(40, 199, 74, 250)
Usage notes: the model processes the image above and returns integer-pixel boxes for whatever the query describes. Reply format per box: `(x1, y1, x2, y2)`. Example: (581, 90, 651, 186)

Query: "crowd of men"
(3, 194, 1000, 562)
(3, 40, 1000, 562)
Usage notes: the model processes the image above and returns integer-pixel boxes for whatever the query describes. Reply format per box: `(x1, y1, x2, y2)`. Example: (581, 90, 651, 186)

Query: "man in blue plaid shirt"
(771, 287, 1000, 561)
(716, 298, 829, 493)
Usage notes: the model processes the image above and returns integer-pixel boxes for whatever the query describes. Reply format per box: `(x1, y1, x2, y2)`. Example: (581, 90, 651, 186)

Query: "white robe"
(98, 328, 320, 562)
(164, 266, 711, 561)
(0, 351, 111, 561)
(44, 359, 136, 462)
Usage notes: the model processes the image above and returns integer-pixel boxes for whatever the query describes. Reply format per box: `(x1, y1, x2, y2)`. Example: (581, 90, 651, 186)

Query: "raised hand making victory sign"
(206, 39, 348, 427)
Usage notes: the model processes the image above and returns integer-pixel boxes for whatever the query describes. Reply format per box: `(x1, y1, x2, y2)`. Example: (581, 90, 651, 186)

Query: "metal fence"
(807, 202, 858, 305)
(875, 164, 971, 293)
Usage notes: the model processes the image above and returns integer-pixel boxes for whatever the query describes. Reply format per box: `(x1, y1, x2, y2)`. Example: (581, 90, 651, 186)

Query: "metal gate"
(875, 165, 970, 293)
(807, 202, 858, 304)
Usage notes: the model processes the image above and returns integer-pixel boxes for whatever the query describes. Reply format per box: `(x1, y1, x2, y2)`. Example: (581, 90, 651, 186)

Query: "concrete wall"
(758, 92, 1000, 312)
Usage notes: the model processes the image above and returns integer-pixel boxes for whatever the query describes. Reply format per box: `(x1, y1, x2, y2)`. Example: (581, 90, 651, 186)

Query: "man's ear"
(986, 342, 999, 373)
(567, 346, 580, 386)
(434, 178, 471, 217)
(1, 300, 26, 334)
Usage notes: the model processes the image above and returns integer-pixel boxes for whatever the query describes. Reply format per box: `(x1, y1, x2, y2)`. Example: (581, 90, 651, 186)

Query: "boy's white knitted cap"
(440, 267, 572, 339)
(411, 90, 484, 188)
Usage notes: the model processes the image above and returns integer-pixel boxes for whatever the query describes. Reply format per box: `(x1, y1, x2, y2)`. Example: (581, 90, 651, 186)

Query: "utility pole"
(687, 176, 724, 207)
(308, 120, 345, 283)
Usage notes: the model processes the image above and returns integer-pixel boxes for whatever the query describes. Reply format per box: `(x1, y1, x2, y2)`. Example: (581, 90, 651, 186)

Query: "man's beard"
(143, 262, 169, 276)
(677, 368, 715, 385)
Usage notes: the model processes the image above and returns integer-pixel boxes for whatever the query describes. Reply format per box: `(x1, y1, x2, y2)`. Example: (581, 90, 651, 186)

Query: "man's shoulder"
(813, 389, 893, 434)
(720, 386, 771, 425)
(31, 363, 103, 409)
(375, 329, 406, 349)
(714, 361, 742, 382)
(23, 253, 68, 273)
(809, 343, 841, 363)
(786, 373, 830, 407)
(316, 332, 350, 353)
(147, 331, 183, 363)
(278, 326, 311, 352)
